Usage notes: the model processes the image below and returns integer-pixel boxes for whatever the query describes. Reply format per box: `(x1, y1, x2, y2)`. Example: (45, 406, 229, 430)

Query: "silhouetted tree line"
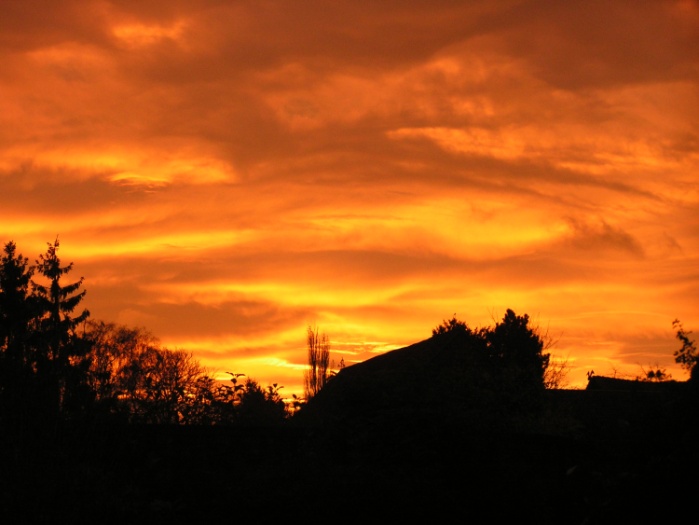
(82, 321, 286, 425)
(3, 238, 695, 436)
(2, 240, 697, 523)
(0, 239, 286, 432)
(430, 312, 698, 407)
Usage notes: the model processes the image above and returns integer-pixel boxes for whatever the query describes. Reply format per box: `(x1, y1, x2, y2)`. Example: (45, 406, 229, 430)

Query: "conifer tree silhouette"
(31, 237, 90, 418)
(0, 241, 38, 423)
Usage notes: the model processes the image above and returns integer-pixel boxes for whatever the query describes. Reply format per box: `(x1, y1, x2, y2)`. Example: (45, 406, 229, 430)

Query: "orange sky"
(1, 0, 698, 397)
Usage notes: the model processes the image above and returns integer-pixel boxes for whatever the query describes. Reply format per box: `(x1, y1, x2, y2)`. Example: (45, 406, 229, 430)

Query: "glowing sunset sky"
(1, 0, 697, 396)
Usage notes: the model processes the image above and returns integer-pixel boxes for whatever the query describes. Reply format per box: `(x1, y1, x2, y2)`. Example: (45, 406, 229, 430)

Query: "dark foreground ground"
(1, 386, 698, 524)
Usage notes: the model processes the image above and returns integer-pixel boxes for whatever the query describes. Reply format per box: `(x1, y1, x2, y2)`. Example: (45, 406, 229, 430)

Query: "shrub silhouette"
(431, 309, 550, 404)
(673, 319, 698, 382)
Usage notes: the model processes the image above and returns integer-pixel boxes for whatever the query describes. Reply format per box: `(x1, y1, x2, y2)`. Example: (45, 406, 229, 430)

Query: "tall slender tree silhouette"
(31, 237, 90, 418)
(304, 325, 330, 400)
